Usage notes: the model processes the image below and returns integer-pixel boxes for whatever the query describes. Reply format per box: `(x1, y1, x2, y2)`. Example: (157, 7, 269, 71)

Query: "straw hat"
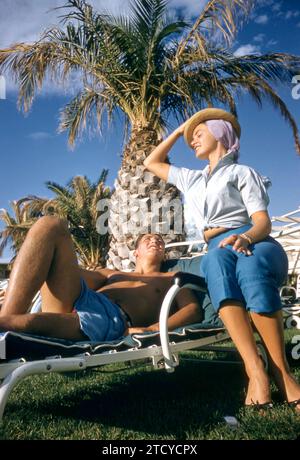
(183, 108, 241, 147)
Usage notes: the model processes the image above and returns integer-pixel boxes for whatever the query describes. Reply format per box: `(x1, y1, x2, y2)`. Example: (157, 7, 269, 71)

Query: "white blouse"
(167, 152, 270, 238)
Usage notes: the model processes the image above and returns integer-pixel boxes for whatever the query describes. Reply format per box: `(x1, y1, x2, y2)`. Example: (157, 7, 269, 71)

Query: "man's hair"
(134, 233, 164, 249)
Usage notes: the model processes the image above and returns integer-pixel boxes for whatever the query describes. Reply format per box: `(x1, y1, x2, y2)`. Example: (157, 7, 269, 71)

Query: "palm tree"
(0, 171, 112, 268)
(1, 0, 300, 269)
(0, 201, 38, 261)
(45, 171, 112, 268)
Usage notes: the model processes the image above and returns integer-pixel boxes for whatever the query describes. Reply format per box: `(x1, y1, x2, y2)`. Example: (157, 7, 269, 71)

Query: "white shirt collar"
(204, 150, 237, 180)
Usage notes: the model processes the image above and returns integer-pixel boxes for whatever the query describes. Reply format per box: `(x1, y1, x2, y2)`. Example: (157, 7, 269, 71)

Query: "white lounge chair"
(271, 207, 300, 329)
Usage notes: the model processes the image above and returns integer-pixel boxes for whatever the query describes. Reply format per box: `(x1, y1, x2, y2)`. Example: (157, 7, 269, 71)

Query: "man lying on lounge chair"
(0, 217, 203, 341)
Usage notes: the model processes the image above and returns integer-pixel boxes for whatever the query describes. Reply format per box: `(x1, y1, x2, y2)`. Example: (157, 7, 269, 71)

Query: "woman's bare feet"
(245, 361, 271, 406)
(271, 368, 300, 413)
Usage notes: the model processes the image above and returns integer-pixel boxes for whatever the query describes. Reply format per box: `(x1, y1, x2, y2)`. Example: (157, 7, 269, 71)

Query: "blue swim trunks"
(74, 279, 128, 342)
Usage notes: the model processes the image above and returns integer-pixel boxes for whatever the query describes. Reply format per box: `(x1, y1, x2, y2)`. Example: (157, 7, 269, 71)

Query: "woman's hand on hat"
(173, 120, 189, 136)
(218, 234, 252, 256)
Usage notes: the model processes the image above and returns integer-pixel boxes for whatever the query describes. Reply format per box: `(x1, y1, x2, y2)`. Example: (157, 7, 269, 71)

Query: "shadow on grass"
(5, 360, 247, 438)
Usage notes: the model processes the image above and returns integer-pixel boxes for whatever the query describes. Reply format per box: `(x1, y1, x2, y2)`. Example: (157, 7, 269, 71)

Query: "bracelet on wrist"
(240, 233, 253, 245)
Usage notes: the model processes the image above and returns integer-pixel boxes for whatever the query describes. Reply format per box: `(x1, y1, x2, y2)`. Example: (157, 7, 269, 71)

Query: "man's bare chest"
(98, 274, 173, 304)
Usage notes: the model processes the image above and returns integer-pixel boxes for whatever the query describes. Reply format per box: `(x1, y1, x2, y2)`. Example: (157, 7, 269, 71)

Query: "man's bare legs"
(219, 303, 271, 405)
(0, 216, 85, 340)
(1, 216, 81, 315)
(250, 311, 300, 410)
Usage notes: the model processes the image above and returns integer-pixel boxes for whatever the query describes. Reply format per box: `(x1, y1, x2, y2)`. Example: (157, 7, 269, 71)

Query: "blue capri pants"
(200, 225, 288, 314)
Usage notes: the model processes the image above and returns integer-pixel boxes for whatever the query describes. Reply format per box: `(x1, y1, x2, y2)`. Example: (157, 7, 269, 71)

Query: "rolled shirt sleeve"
(237, 166, 270, 217)
(167, 165, 202, 194)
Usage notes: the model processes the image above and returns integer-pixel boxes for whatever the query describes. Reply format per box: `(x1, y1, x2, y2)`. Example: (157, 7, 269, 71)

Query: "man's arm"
(79, 267, 117, 291)
(129, 288, 203, 334)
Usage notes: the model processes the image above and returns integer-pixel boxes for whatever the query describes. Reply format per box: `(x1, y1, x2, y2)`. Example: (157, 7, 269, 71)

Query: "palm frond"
(176, 0, 254, 60)
(238, 76, 300, 153)
(45, 181, 73, 199)
(128, 0, 167, 38)
(0, 204, 37, 257)
(59, 87, 124, 146)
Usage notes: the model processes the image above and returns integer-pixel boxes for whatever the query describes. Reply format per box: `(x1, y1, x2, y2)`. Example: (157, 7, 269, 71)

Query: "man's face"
(134, 234, 165, 261)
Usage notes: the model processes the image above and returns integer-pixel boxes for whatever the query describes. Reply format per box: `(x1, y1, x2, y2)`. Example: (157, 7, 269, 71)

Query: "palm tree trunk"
(107, 127, 186, 270)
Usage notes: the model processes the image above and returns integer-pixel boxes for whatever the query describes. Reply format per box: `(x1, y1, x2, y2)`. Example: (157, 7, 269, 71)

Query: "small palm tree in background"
(1, 0, 300, 269)
(0, 201, 37, 262)
(0, 170, 111, 268)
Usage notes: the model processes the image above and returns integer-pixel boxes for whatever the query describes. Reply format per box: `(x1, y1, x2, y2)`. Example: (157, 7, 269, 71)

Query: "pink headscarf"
(205, 119, 240, 161)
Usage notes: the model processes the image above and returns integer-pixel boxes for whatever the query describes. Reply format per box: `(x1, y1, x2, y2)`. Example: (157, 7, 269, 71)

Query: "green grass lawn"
(0, 329, 299, 440)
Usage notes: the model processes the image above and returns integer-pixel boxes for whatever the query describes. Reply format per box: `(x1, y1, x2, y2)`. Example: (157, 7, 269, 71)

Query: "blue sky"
(0, 0, 300, 261)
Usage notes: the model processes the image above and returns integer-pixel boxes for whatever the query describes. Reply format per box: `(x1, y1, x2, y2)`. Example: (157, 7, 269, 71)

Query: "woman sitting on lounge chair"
(144, 107, 300, 412)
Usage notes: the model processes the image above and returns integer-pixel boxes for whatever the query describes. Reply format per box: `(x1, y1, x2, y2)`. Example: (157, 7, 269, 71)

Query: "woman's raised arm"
(144, 122, 187, 181)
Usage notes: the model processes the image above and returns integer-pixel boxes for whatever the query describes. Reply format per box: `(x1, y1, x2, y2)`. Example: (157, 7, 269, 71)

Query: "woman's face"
(190, 123, 218, 159)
